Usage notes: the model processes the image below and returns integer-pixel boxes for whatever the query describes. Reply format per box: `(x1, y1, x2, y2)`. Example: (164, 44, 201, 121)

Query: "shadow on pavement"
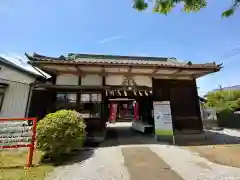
(100, 123, 240, 147)
(98, 125, 159, 147)
(41, 148, 94, 166)
(174, 130, 240, 146)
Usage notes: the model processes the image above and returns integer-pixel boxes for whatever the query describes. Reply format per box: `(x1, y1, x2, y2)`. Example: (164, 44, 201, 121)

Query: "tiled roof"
(26, 53, 222, 69)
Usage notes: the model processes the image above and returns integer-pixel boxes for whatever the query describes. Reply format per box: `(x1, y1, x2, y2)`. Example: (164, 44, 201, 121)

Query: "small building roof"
(0, 55, 51, 79)
(0, 56, 40, 78)
(213, 85, 240, 92)
(204, 85, 240, 97)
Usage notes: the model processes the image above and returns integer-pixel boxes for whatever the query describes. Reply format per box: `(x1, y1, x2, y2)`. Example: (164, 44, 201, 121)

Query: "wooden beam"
(100, 65, 105, 76)
(171, 69, 182, 76)
(49, 69, 197, 77)
(128, 65, 132, 73)
(41, 67, 59, 75)
(41, 66, 211, 80)
(152, 67, 159, 74)
(75, 65, 85, 76)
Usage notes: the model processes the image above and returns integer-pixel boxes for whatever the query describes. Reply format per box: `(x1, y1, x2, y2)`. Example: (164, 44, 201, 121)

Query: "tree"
(205, 90, 240, 113)
(133, 0, 239, 17)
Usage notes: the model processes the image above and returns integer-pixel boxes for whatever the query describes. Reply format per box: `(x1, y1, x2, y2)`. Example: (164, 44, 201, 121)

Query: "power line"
(220, 47, 240, 61)
(223, 49, 240, 59)
(221, 47, 240, 57)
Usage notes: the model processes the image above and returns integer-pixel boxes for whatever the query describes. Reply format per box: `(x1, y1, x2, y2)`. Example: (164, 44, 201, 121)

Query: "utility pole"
(219, 85, 223, 91)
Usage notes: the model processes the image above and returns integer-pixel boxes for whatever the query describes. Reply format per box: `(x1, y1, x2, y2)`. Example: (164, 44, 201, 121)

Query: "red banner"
(109, 103, 118, 122)
(0, 117, 37, 167)
(133, 102, 139, 121)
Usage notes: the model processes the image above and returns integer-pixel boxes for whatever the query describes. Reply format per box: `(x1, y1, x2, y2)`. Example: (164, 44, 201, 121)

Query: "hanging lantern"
(139, 91, 142, 96)
(124, 90, 127, 96)
(106, 90, 108, 96)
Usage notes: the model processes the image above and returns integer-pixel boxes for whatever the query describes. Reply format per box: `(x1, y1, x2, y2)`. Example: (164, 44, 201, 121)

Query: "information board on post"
(153, 101, 174, 137)
(0, 117, 37, 167)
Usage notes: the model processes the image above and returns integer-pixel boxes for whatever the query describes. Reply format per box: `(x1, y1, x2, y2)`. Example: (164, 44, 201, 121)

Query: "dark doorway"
(28, 89, 56, 120)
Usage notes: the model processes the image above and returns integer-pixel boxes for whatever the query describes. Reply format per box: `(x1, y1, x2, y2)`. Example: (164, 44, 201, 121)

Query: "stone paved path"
(122, 146, 183, 180)
(150, 144, 240, 180)
(46, 147, 130, 180)
(45, 123, 240, 180)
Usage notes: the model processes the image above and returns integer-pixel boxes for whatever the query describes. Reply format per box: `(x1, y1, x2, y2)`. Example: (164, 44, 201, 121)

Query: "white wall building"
(0, 56, 47, 118)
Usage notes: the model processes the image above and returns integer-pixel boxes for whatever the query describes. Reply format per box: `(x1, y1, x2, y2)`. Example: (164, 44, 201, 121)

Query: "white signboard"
(153, 101, 173, 136)
(0, 121, 33, 147)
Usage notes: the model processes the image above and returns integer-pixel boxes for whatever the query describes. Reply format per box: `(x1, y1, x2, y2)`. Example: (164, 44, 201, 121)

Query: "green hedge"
(217, 111, 240, 128)
(204, 90, 240, 128)
(37, 110, 86, 159)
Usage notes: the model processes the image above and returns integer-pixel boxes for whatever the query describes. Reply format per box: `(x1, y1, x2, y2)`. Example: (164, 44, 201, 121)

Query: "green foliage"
(37, 110, 86, 159)
(217, 108, 240, 128)
(133, 0, 239, 17)
(205, 90, 240, 113)
(133, 0, 148, 11)
(222, 8, 235, 17)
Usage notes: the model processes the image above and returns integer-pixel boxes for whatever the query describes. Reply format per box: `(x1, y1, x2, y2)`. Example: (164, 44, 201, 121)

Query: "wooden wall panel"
(152, 79, 203, 132)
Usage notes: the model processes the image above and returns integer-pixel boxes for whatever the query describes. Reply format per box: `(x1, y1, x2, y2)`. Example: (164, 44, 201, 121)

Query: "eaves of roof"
(25, 53, 222, 71)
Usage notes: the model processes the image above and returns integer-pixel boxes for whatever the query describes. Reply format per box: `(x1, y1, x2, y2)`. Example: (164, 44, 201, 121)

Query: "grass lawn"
(0, 149, 54, 180)
(186, 144, 240, 168)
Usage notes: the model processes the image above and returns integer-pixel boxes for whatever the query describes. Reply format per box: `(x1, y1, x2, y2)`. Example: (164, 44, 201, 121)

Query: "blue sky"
(0, 0, 240, 95)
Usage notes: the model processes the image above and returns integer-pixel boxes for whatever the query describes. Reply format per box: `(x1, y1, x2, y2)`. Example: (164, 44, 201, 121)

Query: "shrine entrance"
(104, 83, 154, 138)
(105, 76, 151, 124)
(108, 98, 136, 123)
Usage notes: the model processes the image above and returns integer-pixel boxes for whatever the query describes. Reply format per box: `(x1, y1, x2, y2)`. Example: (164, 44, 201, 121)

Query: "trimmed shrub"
(217, 110, 240, 128)
(37, 109, 86, 159)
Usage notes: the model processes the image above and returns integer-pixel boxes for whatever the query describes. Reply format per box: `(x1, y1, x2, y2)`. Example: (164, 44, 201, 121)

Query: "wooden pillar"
(133, 101, 139, 121)
(101, 76, 108, 122)
(193, 79, 204, 131)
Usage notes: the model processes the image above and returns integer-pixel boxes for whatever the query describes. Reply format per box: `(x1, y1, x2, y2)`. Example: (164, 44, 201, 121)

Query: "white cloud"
(0, 53, 51, 78)
(99, 35, 124, 44)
